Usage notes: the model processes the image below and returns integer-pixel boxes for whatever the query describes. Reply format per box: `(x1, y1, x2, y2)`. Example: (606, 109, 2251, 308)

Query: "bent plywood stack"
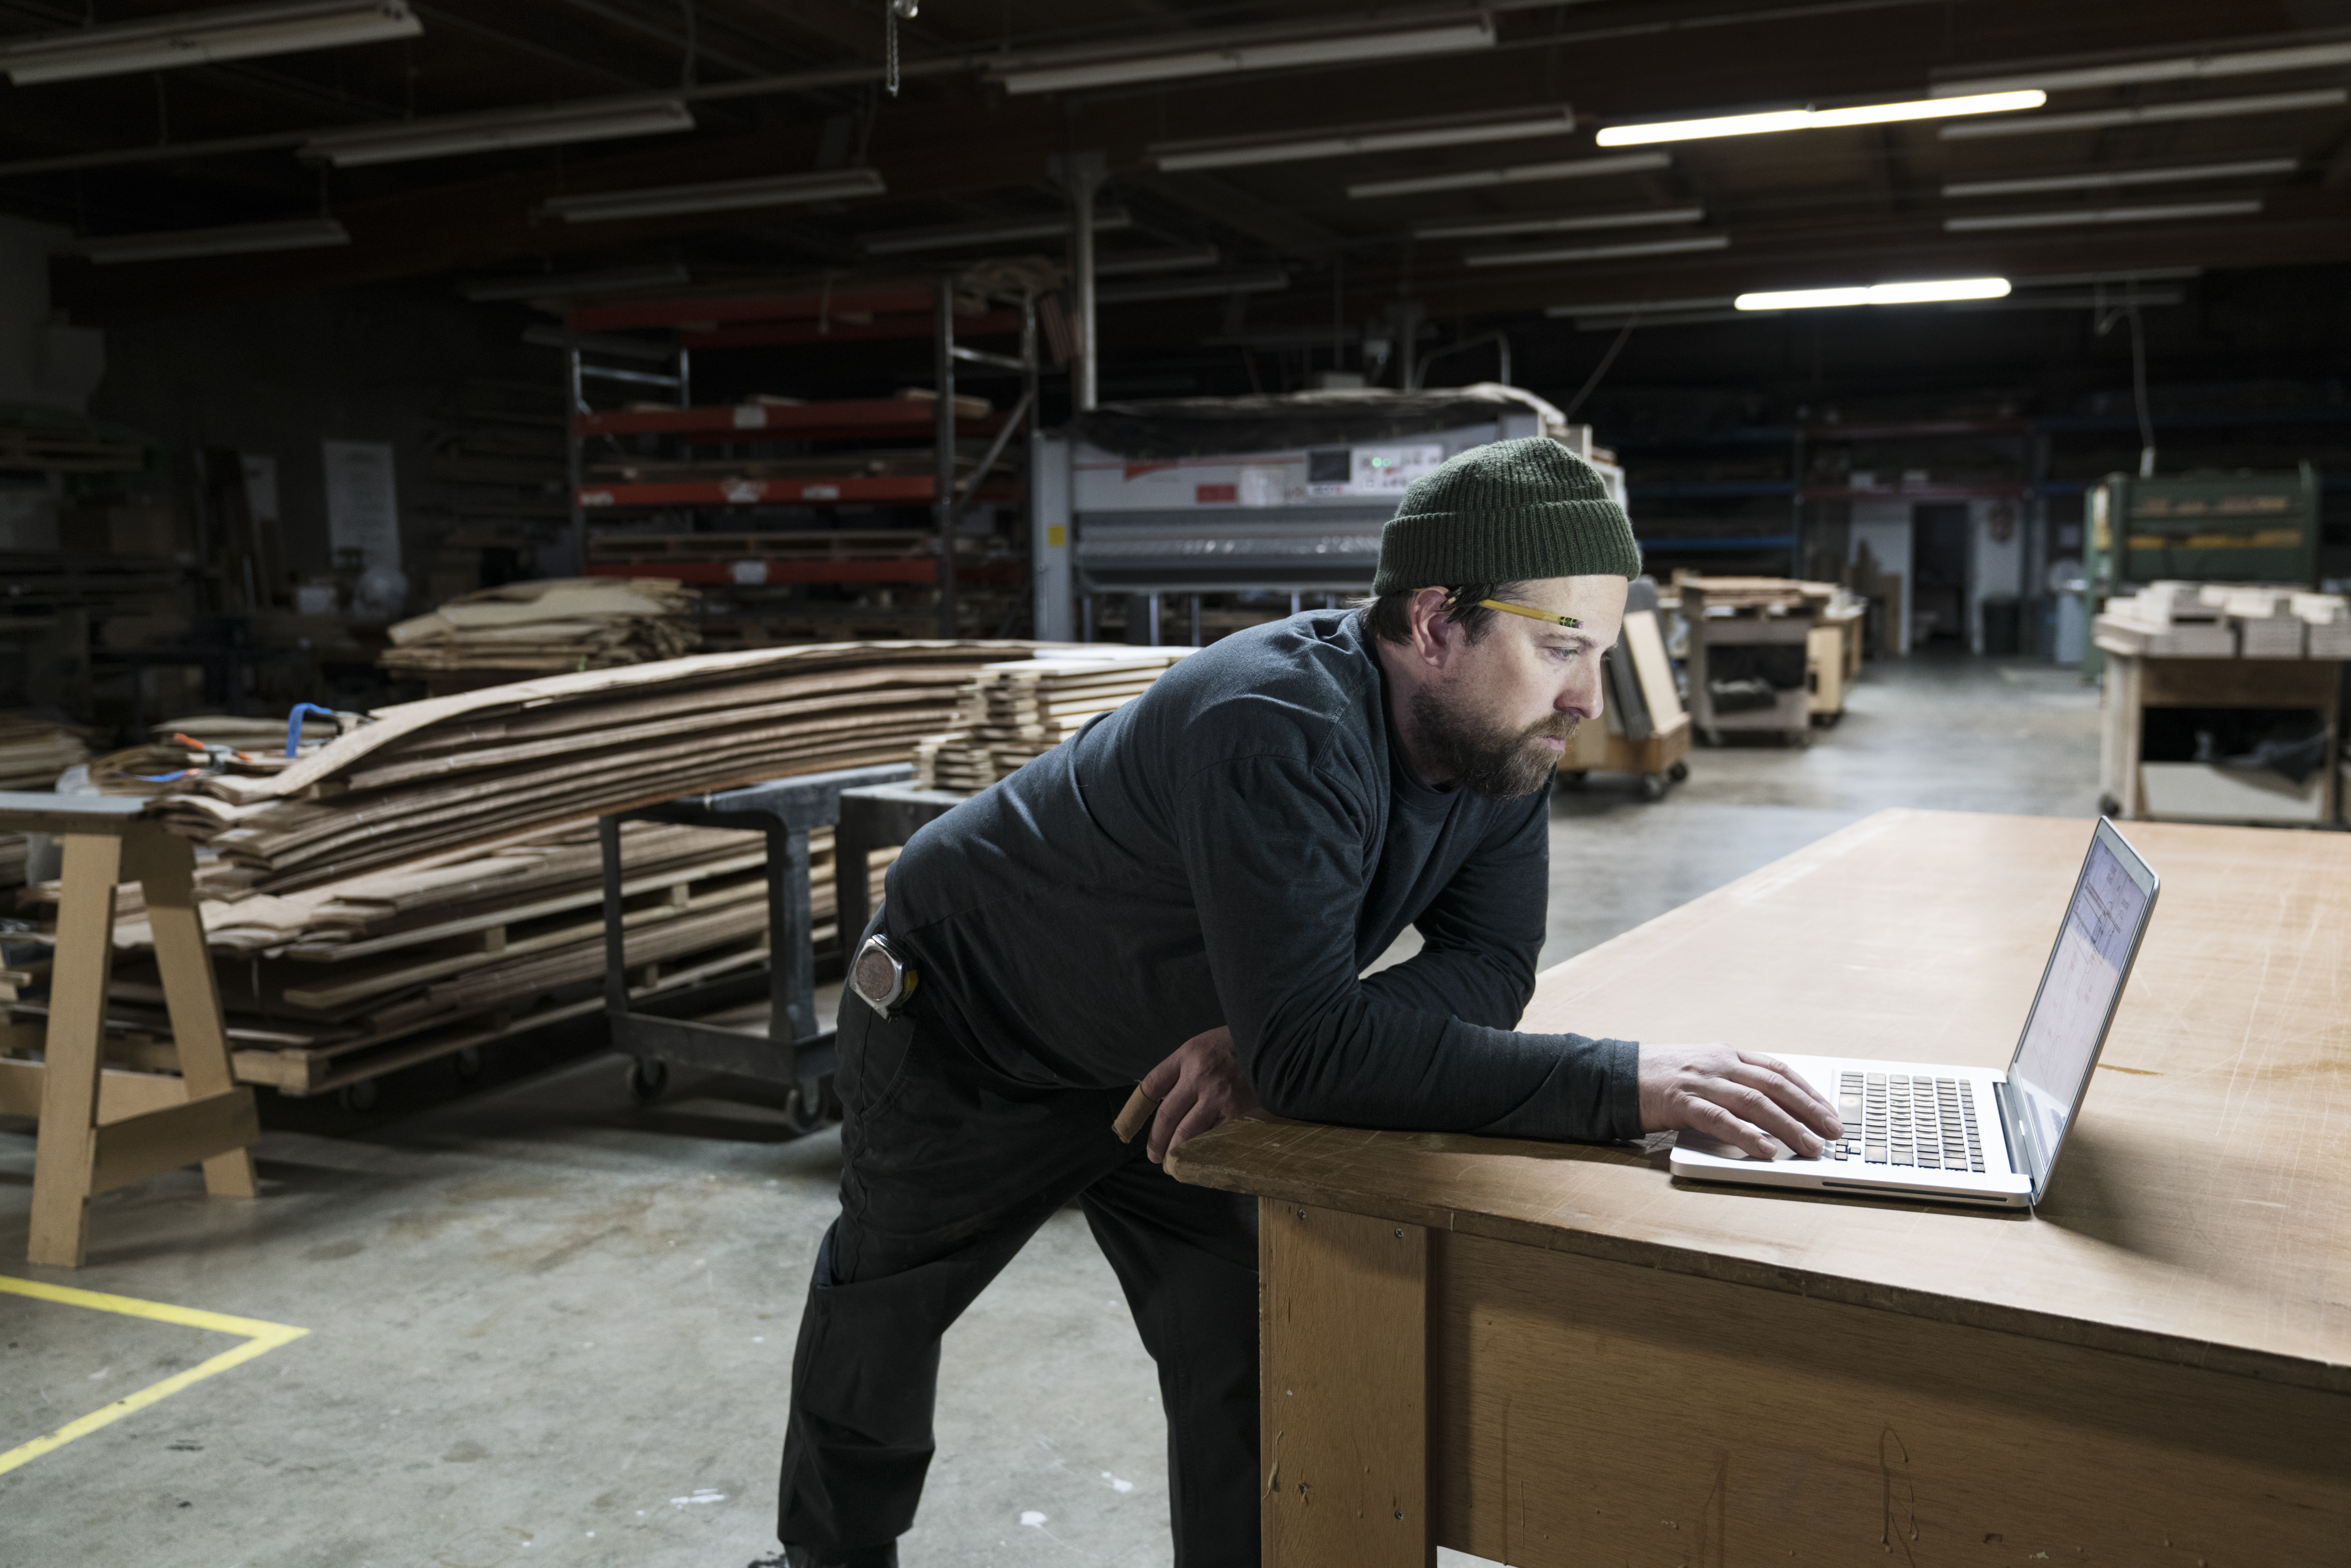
(13, 817, 897, 1095)
(151, 639, 1045, 896)
(0, 717, 93, 789)
(914, 651, 1186, 791)
(378, 577, 701, 678)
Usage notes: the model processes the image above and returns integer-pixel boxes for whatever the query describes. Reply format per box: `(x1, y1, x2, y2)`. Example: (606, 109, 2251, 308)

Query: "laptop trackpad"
(1679, 1131, 1802, 1161)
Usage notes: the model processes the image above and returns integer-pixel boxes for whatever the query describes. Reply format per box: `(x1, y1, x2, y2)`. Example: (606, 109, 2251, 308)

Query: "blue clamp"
(285, 703, 339, 760)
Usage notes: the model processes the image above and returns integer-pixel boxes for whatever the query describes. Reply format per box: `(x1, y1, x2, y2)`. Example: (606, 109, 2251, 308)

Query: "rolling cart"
(597, 762, 909, 1131)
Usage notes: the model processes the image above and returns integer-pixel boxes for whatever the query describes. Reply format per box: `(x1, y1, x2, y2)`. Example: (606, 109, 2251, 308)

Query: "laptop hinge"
(1991, 1078, 2036, 1202)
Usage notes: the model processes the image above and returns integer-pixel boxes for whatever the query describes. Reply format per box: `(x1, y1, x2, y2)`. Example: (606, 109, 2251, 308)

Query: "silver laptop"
(1668, 818, 2159, 1210)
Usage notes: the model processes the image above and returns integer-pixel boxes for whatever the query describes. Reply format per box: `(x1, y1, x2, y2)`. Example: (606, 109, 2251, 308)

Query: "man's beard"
(1410, 685, 1579, 800)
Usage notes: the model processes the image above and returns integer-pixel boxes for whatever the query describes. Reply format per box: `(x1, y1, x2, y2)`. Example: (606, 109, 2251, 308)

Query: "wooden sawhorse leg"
(22, 823, 258, 1268)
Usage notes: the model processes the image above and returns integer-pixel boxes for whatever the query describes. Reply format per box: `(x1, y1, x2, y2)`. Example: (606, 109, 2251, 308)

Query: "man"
(778, 437, 1841, 1567)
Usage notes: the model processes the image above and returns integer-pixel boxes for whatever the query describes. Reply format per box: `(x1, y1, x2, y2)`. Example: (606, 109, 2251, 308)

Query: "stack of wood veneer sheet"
(913, 650, 1188, 791)
(377, 577, 701, 678)
(0, 640, 1046, 1092)
(2095, 581, 2351, 658)
(0, 716, 93, 788)
(11, 818, 897, 1095)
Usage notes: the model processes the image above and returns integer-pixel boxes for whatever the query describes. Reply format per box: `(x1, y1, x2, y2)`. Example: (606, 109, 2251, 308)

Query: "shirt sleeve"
(1176, 753, 1640, 1143)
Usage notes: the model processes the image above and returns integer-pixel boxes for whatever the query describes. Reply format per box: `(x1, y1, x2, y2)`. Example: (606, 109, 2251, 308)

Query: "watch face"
(853, 944, 899, 1004)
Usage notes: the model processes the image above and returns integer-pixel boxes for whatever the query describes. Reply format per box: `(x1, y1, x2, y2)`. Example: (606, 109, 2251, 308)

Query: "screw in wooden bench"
(1394, 1228, 1403, 1238)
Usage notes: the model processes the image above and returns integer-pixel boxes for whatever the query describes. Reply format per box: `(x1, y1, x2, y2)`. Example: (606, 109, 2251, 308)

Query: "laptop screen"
(2006, 823, 2156, 1188)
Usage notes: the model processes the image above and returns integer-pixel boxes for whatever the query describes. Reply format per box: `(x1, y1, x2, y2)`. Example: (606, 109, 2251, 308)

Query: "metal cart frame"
(597, 762, 909, 1128)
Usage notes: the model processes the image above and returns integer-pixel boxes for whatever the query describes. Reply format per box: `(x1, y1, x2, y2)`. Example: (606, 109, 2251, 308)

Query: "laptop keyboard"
(1829, 1072, 1987, 1173)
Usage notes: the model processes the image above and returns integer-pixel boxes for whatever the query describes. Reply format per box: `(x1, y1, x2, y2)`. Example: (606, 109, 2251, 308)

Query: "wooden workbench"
(1169, 809, 2349, 1566)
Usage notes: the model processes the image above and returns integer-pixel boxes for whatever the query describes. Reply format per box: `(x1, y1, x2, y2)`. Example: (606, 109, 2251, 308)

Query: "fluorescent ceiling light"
(1932, 39, 2351, 97)
(990, 19, 1493, 95)
(542, 167, 884, 224)
(1093, 245, 1220, 277)
(1943, 157, 2296, 198)
(1597, 90, 2043, 146)
(1940, 88, 2350, 140)
(67, 216, 350, 264)
(1094, 270, 1289, 304)
(1348, 151, 1669, 200)
(0, 0, 417, 85)
(1945, 199, 2261, 232)
(862, 208, 1132, 255)
(462, 263, 691, 302)
(305, 100, 692, 167)
(1545, 295, 1735, 319)
(1735, 278, 2011, 311)
(1148, 106, 1575, 172)
(1465, 234, 1728, 268)
(1416, 204, 1702, 241)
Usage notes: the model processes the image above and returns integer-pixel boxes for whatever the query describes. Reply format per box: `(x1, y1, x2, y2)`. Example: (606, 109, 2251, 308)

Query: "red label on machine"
(1195, 483, 1238, 504)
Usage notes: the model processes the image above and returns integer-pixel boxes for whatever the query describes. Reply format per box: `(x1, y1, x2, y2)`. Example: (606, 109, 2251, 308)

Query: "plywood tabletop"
(1169, 809, 2351, 1393)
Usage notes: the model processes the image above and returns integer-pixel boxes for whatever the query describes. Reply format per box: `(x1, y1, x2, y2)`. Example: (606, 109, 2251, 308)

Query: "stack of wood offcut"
(0, 717, 94, 788)
(914, 651, 1187, 791)
(378, 577, 700, 683)
(2094, 582, 2351, 658)
(11, 817, 897, 1095)
(153, 640, 1047, 896)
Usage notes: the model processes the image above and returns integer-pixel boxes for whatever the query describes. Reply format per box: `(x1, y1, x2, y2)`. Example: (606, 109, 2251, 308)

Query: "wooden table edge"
(1169, 1123, 2349, 1399)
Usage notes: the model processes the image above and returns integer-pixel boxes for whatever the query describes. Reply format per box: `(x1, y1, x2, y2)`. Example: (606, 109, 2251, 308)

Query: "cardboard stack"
(10, 816, 896, 1095)
(914, 652, 1187, 791)
(2096, 582, 2351, 658)
(0, 717, 93, 789)
(378, 577, 700, 678)
(151, 640, 1047, 897)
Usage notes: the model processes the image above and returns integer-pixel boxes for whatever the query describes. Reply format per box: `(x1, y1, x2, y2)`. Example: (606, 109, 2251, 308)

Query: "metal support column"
(934, 279, 958, 638)
(1051, 150, 1108, 412)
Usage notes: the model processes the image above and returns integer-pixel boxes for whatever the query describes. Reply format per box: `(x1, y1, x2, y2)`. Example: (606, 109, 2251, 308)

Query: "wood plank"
(0, 1057, 223, 1124)
(1429, 1227, 2346, 1566)
(87, 1088, 259, 1196)
(0, 792, 149, 835)
(1170, 812, 2351, 1394)
(1620, 609, 1683, 728)
(27, 831, 123, 1267)
(127, 826, 258, 1199)
(1262, 1200, 1428, 1568)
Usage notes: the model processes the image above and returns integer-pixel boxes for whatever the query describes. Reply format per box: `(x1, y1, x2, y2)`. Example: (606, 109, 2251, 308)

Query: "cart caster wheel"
(626, 1057, 668, 1106)
(1559, 770, 1589, 789)
(781, 1078, 829, 1136)
(1668, 761, 1689, 783)
(1700, 728, 1722, 748)
(2097, 794, 2121, 818)
(452, 1045, 484, 1081)
(338, 1078, 379, 1114)
(1640, 774, 1667, 801)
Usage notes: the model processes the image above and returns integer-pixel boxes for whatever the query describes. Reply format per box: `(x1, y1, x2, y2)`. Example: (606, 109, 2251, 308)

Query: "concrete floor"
(0, 655, 2101, 1568)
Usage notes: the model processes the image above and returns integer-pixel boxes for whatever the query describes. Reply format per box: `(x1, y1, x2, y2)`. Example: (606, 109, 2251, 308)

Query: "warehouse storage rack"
(560, 276, 1049, 640)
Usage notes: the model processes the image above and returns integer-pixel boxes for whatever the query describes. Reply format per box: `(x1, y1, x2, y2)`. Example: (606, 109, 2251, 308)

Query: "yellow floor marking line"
(0, 1275, 309, 1478)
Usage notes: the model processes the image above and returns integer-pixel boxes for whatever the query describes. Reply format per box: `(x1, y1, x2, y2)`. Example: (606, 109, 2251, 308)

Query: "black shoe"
(782, 1544, 897, 1568)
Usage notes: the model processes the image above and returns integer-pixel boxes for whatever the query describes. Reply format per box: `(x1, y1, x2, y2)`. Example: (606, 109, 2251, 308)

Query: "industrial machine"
(1029, 386, 1626, 641)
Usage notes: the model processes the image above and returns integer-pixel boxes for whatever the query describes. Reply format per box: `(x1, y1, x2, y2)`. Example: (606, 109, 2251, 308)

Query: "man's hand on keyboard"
(1637, 1045, 1842, 1160)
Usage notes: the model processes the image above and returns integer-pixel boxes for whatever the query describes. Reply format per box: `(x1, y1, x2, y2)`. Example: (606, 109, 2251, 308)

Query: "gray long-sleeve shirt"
(882, 609, 1641, 1143)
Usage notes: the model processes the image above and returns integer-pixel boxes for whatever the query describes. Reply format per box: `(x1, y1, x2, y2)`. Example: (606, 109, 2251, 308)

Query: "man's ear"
(1407, 588, 1457, 666)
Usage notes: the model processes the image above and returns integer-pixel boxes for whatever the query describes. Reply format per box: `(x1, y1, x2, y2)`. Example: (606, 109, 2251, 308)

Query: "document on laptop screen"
(2011, 839, 2147, 1153)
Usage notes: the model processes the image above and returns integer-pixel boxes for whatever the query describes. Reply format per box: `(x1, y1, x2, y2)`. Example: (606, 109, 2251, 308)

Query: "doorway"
(1911, 503, 1970, 650)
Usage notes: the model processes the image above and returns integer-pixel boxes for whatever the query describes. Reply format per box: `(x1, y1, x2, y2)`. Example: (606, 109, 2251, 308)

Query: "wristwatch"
(850, 933, 918, 1018)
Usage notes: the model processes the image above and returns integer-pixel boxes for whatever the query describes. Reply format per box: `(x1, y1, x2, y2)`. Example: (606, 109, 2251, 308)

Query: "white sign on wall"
(321, 440, 399, 567)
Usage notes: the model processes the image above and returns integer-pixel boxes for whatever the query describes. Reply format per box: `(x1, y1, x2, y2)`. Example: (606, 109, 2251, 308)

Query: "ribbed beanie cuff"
(1372, 436, 1641, 592)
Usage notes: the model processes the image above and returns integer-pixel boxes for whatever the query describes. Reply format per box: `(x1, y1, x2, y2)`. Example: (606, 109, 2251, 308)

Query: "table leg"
(128, 827, 257, 1199)
(27, 832, 123, 1267)
(1260, 1199, 1431, 1568)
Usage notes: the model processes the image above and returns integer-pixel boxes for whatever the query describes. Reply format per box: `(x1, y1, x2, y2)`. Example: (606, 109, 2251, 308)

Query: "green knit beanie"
(1372, 436, 1640, 592)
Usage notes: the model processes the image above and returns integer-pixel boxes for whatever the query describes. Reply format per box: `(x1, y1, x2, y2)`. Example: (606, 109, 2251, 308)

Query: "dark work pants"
(777, 974, 1260, 1566)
